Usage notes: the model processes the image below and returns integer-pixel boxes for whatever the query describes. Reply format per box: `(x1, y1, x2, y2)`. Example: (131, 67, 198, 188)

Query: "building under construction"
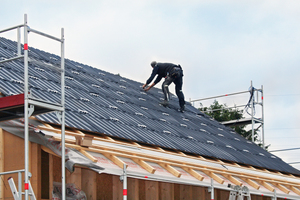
(1, 15, 300, 200)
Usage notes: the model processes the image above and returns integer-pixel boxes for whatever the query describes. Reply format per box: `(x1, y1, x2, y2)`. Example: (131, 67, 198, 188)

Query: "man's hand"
(143, 82, 155, 92)
(144, 87, 150, 92)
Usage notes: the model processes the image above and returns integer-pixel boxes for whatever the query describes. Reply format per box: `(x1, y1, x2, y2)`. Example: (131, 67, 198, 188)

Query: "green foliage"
(199, 100, 259, 142)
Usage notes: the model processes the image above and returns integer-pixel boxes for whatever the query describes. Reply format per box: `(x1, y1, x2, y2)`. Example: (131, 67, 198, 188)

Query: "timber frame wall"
(0, 128, 296, 200)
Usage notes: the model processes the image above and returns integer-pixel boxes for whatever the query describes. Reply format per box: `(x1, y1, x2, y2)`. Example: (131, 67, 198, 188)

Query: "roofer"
(142, 61, 185, 112)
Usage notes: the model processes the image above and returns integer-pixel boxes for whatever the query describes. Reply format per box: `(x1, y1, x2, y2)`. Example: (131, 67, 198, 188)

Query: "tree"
(199, 100, 260, 143)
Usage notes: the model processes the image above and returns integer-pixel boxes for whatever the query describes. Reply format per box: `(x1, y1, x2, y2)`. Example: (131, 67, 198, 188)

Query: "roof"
(1, 37, 299, 176)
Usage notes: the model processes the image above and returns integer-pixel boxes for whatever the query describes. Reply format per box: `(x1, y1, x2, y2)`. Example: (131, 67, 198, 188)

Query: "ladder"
(228, 185, 251, 200)
(8, 177, 36, 200)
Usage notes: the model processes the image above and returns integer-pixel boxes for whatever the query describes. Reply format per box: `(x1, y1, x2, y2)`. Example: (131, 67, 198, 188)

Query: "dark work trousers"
(162, 75, 185, 109)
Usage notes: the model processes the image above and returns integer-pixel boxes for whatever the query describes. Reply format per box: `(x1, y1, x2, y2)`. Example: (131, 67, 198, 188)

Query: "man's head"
(150, 61, 157, 68)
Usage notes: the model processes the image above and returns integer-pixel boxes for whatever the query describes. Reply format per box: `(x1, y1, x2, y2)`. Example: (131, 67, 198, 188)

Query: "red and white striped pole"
(123, 164, 127, 200)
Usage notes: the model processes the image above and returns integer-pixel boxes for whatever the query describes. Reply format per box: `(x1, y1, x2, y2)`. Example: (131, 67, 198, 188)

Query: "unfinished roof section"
(0, 37, 299, 176)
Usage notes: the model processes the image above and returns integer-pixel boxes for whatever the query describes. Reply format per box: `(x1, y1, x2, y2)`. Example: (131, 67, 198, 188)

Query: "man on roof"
(143, 61, 185, 112)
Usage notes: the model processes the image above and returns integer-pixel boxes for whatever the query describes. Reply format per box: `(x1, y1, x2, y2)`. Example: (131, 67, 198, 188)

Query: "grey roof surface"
(1, 37, 299, 175)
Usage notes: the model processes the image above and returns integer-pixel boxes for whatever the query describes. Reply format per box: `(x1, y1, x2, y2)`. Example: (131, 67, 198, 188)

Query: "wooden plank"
(30, 143, 41, 200)
(102, 153, 127, 169)
(79, 149, 97, 162)
(41, 146, 58, 157)
(82, 169, 97, 200)
(273, 183, 290, 194)
(67, 144, 300, 188)
(202, 171, 224, 184)
(240, 177, 260, 190)
(222, 174, 242, 186)
(181, 167, 204, 181)
(97, 173, 112, 200)
(131, 158, 156, 174)
(49, 154, 54, 200)
(158, 163, 181, 178)
(159, 182, 174, 200)
(257, 180, 274, 192)
(286, 185, 300, 196)
(37, 125, 84, 137)
(66, 167, 82, 188)
(112, 175, 123, 200)
(0, 128, 4, 200)
(128, 178, 139, 200)
(179, 184, 192, 199)
(145, 180, 159, 200)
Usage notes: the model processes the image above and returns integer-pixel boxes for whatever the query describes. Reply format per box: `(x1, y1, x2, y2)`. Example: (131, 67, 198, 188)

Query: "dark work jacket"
(146, 63, 181, 85)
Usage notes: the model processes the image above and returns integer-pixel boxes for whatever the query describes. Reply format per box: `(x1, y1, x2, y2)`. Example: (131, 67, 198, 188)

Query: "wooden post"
(112, 175, 123, 200)
(49, 154, 53, 200)
(128, 178, 139, 200)
(66, 167, 82, 188)
(82, 168, 97, 200)
(145, 180, 159, 200)
(30, 143, 41, 199)
(159, 182, 174, 200)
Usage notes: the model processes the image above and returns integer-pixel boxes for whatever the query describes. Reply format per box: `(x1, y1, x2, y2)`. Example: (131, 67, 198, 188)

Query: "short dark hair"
(151, 61, 157, 67)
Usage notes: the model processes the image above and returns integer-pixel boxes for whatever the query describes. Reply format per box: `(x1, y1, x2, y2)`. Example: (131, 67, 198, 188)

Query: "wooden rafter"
(41, 146, 57, 157)
(257, 180, 275, 192)
(202, 171, 224, 184)
(131, 158, 156, 174)
(38, 125, 84, 137)
(273, 183, 290, 194)
(286, 185, 300, 196)
(181, 167, 204, 181)
(45, 132, 300, 195)
(102, 152, 127, 169)
(222, 174, 242, 186)
(158, 163, 181, 178)
(239, 177, 260, 190)
(60, 142, 300, 189)
(78, 149, 97, 162)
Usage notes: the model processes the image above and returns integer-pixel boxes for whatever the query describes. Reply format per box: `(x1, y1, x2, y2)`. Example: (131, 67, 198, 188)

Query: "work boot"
(178, 105, 185, 113)
(160, 100, 169, 107)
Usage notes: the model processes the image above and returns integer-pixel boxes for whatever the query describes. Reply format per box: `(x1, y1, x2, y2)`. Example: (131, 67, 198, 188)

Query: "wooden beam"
(286, 185, 300, 196)
(102, 153, 127, 169)
(38, 125, 84, 137)
(41, 146, 58, 157)
(202, 171, 224, 184)
(104, 135, 115, 141)
(257, 180, 275, 192)
(131, 158, 156, 174)
(158, 163, 181, 178)
(79, 149, 97, 162)
(181, 167, 204, 181)
(223, 174, 242, 186)
(240, 177, 260, 190)
(53, 140, 299, 189)
(84, 145, 300, 187)
(131, 141, 142, 147)
(272, 183, 290, 194)
(49, 154, 54, 200)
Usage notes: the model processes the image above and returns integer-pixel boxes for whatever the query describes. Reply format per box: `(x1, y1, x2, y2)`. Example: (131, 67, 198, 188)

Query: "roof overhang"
(1, 119, 300, 199)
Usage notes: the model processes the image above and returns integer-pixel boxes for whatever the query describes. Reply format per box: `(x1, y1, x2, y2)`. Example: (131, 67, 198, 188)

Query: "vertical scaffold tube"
(60, 28, 66, 200)
(23, 13, 29, 200)
(123, 164, 127, 200)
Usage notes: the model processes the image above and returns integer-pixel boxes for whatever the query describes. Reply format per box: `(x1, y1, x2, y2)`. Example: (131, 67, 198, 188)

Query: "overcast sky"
(1, 0, 300, 170)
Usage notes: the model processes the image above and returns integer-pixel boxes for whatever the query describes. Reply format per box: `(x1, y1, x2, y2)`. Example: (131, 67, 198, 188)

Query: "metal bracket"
(28, 105, 34, 117)
(55, 111, 62, 124)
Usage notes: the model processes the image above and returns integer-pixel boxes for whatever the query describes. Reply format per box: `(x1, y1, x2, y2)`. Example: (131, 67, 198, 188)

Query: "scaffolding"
(0, 14, 66, 200)
(190, 81, 265, 149)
